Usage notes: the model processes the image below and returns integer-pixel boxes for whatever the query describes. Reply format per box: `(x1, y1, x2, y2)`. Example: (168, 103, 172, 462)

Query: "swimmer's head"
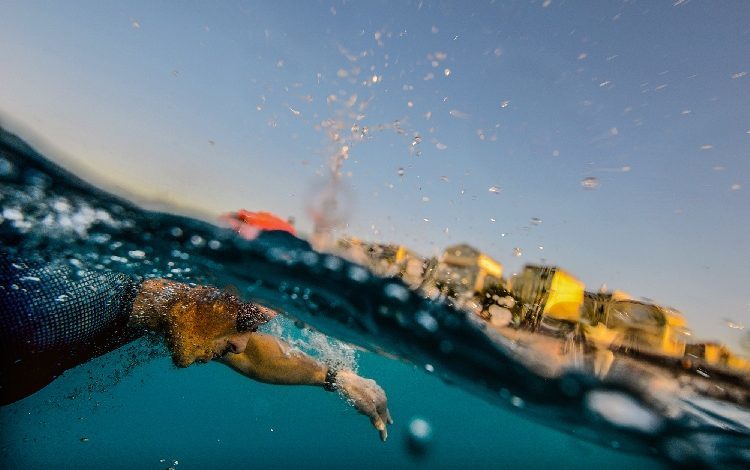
(162, 286, 274, 367)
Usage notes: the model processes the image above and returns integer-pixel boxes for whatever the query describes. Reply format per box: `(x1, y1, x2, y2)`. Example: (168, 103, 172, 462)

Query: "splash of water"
(2, 128, 749, 467)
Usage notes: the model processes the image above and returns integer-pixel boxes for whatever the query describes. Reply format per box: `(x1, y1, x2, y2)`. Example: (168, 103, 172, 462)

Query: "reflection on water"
(2, 129, 749, 467)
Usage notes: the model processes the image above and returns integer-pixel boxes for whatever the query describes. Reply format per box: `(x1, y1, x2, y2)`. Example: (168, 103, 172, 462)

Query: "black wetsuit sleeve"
(0, 251, 140, 405)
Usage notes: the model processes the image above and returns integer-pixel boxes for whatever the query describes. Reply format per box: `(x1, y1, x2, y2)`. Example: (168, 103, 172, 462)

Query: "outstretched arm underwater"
(132, 278, 393, 441)
(1, 255, 391, 440)
(221, 332, 393, 441)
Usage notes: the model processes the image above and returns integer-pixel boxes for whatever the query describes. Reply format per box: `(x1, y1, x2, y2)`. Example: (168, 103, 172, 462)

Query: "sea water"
(1, 129, 748, 468)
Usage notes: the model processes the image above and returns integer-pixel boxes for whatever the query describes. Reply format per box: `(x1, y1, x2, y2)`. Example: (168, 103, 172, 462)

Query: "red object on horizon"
(222, 209, 297, 238)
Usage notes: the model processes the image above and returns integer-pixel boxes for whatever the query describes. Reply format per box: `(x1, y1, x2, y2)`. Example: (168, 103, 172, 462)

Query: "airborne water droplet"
(581, 177, 600, 190)
(513, 247, 522, 257)
(530, 217, 542, 225)
(488, 185, 501, 194)
(397, 167, 405, 177)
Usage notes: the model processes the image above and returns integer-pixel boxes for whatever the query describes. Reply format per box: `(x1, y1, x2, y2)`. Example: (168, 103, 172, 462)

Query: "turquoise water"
(2, 129, 749, 468)
(2, 340, 664, 469)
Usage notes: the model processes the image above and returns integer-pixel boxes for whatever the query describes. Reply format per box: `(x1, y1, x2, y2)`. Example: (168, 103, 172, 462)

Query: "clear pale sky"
(1, 0, 748, 349)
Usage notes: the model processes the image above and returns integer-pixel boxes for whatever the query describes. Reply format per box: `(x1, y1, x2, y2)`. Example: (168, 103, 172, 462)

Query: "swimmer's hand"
(335, 369, 393, 442)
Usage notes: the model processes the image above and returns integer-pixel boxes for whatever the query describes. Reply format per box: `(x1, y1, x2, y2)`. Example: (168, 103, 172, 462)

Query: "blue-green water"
(1, 128, 748, 468)
(1, 340, 664, 469)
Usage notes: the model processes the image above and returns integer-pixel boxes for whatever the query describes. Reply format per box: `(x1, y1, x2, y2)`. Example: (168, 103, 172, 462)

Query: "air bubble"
(0, 157, 14, 176)
(323, 256, 343, 271)
(128, 250, 146, 260)
(416, 311, 439, 332)
(348, 265, 370, 282)
(384, 283, 410, 302)
(406, 417, 433, 456)
(510, 396, 524, 408)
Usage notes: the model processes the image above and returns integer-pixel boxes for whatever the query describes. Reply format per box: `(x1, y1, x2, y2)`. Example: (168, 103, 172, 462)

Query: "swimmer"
(0, 251, 393, 441)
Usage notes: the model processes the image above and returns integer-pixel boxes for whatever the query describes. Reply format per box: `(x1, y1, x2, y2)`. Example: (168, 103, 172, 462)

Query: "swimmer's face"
(163, 287, 270, 367)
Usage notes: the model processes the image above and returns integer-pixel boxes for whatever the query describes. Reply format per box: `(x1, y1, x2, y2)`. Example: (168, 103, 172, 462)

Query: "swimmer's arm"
(219, 332, 326, 385)
(220, 332, 393, 441)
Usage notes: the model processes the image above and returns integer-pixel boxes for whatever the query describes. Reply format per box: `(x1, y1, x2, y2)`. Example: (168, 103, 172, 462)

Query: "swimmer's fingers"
(336, 370, 391, 442)
(371, 414, 388, 442)
(383, 406, 394, 426)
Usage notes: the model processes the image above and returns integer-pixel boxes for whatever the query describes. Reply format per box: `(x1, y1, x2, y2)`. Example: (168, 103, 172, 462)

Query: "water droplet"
(397, 167, 405, 177)
(79, 437, 89, 443)
(208, 240, 222, 250)
(730, 183, 741, 191)
(530, 217, 542, 225)
(585, 391, 663, 434)
(435, 142, 447, 150)
(499, 100, 510, 108)
(424, 364, 435, 373)
(170, 227, 183, 238)
(725, 319, 744, 330)
(488, 185, 501, 194)
(421, 196, 430, 202)
(700, 144, 713, 150)
(512, 247, 522, 257)
(581, 177, 600, 190)
(443, 68, 451, 77)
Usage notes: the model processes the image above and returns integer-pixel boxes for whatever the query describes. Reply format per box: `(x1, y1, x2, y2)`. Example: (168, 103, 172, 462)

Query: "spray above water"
(2, 128, 749, 467)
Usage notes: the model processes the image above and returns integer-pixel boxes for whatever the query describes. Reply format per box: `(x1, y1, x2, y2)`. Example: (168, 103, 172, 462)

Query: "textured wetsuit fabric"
(0, 250, 140, 404)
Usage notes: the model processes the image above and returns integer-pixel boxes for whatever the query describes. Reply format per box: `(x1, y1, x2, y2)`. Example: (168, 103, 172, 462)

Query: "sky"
(1, 0, 749, 349)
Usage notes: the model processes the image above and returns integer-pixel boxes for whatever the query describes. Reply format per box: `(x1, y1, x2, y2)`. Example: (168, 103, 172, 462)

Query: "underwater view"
(2, 1, 749, 468)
